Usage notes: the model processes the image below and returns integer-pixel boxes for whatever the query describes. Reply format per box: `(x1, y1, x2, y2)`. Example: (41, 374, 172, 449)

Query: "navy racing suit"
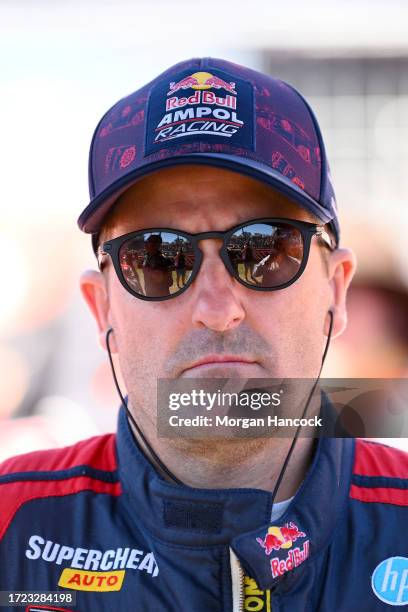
(1, 405, 408, 611)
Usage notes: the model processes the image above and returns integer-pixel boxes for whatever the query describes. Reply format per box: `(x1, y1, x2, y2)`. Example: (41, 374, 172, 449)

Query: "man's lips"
(181, 355, 257, 373)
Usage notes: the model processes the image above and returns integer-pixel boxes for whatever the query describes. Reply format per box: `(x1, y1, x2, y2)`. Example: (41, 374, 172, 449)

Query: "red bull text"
(270, 540, 310, 578)
(166, 91, 237, 111)
(256, 521, 309, 579)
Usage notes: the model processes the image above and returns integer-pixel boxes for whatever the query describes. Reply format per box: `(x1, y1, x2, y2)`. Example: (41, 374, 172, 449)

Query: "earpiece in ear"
(324, 309, 335, 339)
(104, 327, 115, 352)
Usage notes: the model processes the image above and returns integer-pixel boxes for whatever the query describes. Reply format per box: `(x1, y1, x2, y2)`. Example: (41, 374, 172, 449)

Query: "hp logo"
(372, 557, 408, 606)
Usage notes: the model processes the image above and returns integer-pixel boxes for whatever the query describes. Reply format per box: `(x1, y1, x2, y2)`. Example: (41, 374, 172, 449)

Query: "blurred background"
(1, 0, 407, 460)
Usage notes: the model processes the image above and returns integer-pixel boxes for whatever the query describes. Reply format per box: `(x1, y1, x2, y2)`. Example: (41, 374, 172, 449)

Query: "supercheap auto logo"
(256, 521, 309, 579)
(25, 535, 159, 593)
(145, 68, 254, 154)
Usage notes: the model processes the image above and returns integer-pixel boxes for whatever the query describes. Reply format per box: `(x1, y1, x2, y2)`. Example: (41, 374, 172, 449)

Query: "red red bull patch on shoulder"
(145, 69, 254, 155)
(256, 521, 310, 579)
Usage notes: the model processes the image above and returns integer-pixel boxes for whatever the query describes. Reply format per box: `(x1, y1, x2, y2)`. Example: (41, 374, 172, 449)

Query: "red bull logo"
(256, 521, 309, 579)
(145, 67, 253, 154)
(256, 521, 305, 555)
(167, 71, 237, 96)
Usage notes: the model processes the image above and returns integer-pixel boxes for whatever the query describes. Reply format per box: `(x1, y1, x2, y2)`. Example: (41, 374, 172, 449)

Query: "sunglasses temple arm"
(316, 227, 335, 250)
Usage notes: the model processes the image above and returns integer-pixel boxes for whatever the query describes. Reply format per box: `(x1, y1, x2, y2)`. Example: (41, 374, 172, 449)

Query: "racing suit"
(1, 404, 408, 611)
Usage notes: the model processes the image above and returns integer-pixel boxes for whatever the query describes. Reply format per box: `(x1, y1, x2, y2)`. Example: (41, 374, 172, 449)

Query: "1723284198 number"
(0, 591, 76, 607)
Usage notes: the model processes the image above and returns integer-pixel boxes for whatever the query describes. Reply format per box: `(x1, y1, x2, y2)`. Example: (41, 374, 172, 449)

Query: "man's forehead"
(101, 165, 315, 238)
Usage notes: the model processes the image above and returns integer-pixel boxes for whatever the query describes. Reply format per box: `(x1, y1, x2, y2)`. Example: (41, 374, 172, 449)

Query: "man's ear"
(325, 247, 357, 339)
(80, 269, 117, 353)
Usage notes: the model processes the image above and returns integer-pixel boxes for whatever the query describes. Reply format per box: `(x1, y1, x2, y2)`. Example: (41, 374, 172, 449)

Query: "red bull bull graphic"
(256, 521, 309, 579)
(257, 531, 284, 555)
(167, 75, 200, 95)
(167, 71, 237, 96)
(256, 521, 305, 554)
(145, 68, 254, 155)
(202, 74, 237, 94)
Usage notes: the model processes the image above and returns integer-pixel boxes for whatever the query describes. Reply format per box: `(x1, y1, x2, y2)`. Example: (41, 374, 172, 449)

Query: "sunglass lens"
(228, 223, 304, 288)
(119, 232, 195, 298)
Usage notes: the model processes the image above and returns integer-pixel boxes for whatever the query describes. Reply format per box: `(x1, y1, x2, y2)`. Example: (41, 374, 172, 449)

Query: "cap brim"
(78, 152, 334, 235)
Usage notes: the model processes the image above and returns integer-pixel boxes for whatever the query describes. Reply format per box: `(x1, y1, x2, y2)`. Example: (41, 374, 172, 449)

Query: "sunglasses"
(97, 218, 335, 301)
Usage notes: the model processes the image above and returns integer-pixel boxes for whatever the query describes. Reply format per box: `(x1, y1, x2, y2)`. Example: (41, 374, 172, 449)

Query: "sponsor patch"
(58, 568, 125, 592)
(25, 534, 159, 593)
(256, 521, 309, 579)
(372, 556, 408, 606)
(243, 576, 272, 611)
(145, 69, 254, 155)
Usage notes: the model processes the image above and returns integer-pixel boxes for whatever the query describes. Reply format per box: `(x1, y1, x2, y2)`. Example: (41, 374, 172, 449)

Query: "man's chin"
(169, 436, 268, 455)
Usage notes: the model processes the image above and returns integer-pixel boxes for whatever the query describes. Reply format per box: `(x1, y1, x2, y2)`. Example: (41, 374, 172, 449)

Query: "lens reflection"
(228, 223, 303, 287)
(119, 232, 194, 298)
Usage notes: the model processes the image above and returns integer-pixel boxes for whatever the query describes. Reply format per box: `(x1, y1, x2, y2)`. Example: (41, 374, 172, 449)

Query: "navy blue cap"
(78, 58, 340, 247)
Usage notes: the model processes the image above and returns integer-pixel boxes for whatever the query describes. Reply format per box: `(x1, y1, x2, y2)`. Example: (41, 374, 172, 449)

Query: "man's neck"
(128, 417, 317, 502)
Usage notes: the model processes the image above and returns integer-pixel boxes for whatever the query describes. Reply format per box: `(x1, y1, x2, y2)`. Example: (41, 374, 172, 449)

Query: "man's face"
(81, 165, 355, 422)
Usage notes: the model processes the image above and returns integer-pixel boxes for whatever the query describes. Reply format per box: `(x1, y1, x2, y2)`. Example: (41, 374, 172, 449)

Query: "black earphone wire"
(106, 310, 334, 499)
(106, 328, 184, 485)
(270, 309, 334, 508)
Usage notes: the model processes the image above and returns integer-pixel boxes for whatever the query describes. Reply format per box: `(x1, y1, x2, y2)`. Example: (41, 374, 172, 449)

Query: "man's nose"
(190, 240, 246, 332)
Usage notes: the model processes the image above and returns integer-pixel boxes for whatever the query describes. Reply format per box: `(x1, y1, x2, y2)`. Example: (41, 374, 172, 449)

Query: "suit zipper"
(229, 548, 274, 611)
(229, 548, 245, 612)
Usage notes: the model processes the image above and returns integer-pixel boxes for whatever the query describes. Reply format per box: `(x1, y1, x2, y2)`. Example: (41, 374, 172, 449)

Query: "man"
(142, 233, 174, 296)
(174, 245, 187, 288)
(241, 240, 256, 282)
(1, 58, 407, 611)
(252, 227, 301, 287)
